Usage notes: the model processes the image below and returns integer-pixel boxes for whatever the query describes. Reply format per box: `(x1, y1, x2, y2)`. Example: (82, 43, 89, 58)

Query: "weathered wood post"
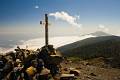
(40, 14, 49, 46)
(45, 14, 48, 46)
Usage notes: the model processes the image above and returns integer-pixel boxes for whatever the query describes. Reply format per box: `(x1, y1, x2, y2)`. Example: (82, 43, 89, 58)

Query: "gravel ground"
(60, 58, 120, 80)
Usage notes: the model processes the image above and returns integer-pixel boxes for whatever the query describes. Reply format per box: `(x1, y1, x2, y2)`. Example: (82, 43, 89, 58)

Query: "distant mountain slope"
(90, 31, 111, 36)
(58, 36, 120, 59)
(81, 31, 111, 37)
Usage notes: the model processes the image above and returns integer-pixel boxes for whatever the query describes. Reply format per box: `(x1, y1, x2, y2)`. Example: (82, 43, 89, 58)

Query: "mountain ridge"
(58, 36, 120, 57)
(57, 35, 120, 68)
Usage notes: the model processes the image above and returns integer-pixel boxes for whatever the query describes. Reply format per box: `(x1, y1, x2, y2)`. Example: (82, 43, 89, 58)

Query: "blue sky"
(0, 0, 120, 35)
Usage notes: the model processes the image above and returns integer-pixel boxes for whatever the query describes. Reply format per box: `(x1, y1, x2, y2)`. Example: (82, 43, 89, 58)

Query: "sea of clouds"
(0, 35, 95, 54)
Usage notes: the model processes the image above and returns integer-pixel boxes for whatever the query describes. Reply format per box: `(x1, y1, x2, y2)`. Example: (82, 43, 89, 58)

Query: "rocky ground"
(60, 57, 120, 80)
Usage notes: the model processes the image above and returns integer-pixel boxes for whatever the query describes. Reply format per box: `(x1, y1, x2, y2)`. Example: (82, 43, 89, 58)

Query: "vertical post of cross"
(45, 14, 48, 46)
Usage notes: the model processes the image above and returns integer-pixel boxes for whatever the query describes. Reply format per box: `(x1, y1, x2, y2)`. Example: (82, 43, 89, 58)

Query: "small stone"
(90, 73, 96, 76)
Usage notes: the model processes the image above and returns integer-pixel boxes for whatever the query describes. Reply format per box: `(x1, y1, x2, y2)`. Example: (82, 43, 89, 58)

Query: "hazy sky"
(0, 0, 120, 35)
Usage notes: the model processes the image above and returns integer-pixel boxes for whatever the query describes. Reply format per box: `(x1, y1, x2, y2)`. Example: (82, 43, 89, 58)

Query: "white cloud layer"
(1, 35, 95, 53)
(49, 11, 82, 28)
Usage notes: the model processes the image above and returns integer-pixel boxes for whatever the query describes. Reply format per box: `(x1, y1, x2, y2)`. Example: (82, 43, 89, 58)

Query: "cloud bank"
(0, 35, 95, 53)
(49, 11, 82, 28)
